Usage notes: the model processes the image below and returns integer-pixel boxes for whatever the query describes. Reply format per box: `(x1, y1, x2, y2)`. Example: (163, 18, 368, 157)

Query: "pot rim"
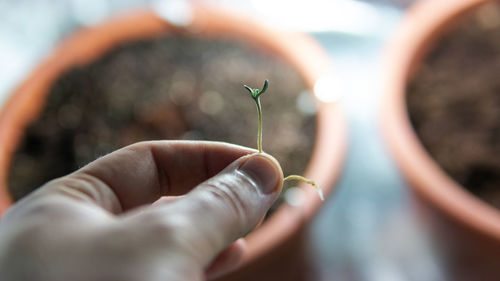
(0, 2, 347, 266)
(381, 0, 500, 240)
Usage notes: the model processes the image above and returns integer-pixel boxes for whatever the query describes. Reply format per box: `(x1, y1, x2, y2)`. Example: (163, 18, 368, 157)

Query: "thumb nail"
(238, 154, 282, 194)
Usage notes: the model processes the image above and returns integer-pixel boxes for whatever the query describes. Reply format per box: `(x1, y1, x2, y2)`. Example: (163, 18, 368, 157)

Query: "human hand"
(0, 141, 283, 281)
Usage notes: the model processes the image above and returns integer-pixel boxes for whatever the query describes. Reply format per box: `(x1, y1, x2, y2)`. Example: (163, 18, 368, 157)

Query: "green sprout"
(243, 80, 324, 201)
(244, 80, 268, 153)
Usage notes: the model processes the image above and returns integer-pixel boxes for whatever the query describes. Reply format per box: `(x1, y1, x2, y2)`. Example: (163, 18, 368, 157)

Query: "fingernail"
(238, 154, 281, 194)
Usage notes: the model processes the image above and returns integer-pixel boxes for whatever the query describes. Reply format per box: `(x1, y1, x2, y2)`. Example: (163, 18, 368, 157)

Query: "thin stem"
(284, 175, 324, 201)
(243, 80, 323, 201)
(255, 97, 263, 153)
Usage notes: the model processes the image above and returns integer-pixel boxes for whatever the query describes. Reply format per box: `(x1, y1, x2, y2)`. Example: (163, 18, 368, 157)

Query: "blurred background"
(0, 0, 455, 280)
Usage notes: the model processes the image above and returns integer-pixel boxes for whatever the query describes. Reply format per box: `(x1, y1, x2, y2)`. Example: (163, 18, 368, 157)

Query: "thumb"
(154, 153, 283, 266)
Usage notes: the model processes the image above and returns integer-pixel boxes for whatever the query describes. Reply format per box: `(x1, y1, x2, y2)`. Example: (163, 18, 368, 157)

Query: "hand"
(0, 141, 283, 281)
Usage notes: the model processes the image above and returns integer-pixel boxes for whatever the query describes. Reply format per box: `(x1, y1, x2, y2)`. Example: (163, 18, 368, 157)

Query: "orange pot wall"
(381, 0, 500, 280)
(0, 3, 347, 281)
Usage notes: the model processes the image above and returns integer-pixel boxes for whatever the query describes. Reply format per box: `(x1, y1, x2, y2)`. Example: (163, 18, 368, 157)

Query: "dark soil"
(407, 3, 500, 209)
(8, 35, 316, 201)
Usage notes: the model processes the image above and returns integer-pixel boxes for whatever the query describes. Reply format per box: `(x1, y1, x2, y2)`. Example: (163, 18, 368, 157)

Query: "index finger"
(51, 141, 256, 213)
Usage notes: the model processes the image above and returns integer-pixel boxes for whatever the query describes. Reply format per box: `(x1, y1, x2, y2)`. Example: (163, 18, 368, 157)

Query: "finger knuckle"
(203, 181, 250, 226)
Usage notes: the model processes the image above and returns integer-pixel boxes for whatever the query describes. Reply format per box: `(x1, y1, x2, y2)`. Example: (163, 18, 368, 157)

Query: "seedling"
(244, 80, 324, 201)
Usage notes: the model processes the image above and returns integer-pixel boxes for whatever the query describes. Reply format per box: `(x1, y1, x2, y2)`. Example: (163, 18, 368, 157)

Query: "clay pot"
(381, 0, 500, 280)
(0, 2, 346, 280)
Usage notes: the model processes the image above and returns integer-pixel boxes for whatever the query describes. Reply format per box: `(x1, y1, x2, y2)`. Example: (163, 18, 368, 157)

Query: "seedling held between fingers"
(244, 80, 267, 153)
(243, 80, 324, 201)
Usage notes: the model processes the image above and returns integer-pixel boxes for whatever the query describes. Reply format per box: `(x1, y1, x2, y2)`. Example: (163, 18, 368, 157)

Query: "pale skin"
(0, 141, 284, 281)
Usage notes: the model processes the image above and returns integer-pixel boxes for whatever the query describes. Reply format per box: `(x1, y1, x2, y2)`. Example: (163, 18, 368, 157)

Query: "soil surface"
(8, 35, 316, 201)
(407, 3, 500, 209)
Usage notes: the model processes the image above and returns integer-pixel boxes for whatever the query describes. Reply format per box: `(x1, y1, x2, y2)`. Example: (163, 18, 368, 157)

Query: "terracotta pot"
(0, 2, 347, 280)
(381, 0, 500, 280)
